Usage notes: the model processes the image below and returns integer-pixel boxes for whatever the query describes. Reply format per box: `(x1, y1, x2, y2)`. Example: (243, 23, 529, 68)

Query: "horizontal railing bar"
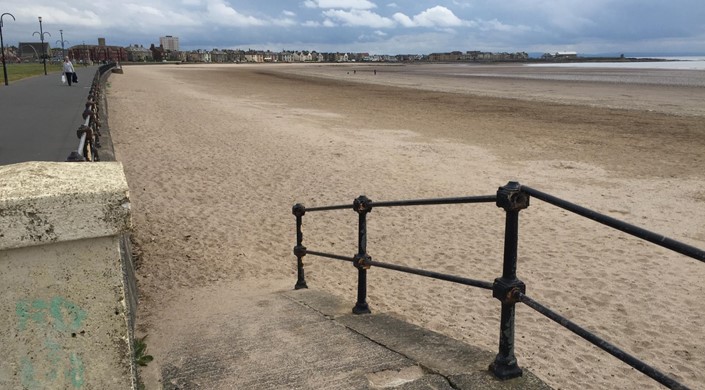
(305, 195, 498, 212)
(76, 64, 114, 157)
(371, 195, 497, 208)
(77, 132, 87, 158)
(76, 106, 92, 157)
(306, 204, 352, 212)
(367, 259, 494, 290)
(305, 250, 355, 263)
(304, 249, 493, 289)
(522, 186, 705, 263)
(518, 293, 689, 390)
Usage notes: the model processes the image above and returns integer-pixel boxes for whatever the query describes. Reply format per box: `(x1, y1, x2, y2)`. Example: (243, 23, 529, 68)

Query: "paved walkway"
(0, 65, 99, 165)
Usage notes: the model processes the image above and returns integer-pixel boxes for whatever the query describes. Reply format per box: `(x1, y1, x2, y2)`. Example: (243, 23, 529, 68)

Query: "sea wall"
(0, 161, 135, 389)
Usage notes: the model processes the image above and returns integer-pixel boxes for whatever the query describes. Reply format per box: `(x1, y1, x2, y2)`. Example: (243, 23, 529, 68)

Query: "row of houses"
(126, 45, 412, 64)
(0, 38, 421, 63)
(427, 51, 530, 62)
(4, 42, 130, 64)
(140, 48, 536, 64)
(132, 47, 535, 64)
(2, 42, 553, 64)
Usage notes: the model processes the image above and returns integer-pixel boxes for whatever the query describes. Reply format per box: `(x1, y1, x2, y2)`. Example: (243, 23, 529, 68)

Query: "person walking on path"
(63, 57, 76, 86)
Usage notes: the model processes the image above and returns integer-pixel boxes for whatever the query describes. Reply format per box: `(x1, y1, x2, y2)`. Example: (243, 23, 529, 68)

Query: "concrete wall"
(0, 162, 135, 390)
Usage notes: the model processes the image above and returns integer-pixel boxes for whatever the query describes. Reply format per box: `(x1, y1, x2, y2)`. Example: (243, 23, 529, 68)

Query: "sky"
(1, 0, 704, 56)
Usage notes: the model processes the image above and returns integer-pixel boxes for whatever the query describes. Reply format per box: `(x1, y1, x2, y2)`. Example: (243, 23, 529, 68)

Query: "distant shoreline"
(259, 62, 705, 114)
(119, 56, 704, 71)
(535, 56, 671, 62)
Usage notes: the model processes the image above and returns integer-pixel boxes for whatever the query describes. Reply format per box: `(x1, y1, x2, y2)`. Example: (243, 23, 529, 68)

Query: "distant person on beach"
(63, 57, 75, 86)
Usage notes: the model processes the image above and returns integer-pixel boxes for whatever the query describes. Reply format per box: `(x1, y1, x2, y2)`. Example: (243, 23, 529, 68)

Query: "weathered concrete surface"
(157, 287, 414, 389)
(0, 162, 130, 250)
(0, 237, 135, 389)
(289, 289, 552, 390)
(149, 284, 551, 389)
(0, 161, 135, 389)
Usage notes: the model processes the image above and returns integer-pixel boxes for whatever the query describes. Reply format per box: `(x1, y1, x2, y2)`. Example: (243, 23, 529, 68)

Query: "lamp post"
(56, 29, 68, 60)
(32, 16, 50, 75)
(0, 12, 15, 86)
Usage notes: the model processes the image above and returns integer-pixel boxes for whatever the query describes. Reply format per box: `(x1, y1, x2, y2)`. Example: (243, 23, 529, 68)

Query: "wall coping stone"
(0, 161, 131, 250)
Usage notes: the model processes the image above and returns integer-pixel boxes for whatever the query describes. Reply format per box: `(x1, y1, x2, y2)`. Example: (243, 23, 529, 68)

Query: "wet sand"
(108, 63, 705, 389)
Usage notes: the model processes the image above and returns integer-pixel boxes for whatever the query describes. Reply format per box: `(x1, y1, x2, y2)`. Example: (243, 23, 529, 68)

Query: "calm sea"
(451, 56, 705, 87)
(527, 56, 705, 70)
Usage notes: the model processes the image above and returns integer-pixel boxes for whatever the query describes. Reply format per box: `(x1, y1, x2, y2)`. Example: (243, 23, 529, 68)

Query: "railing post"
(293, 204, 308, 290)
(352, 195, 372, 314)
(490, 181, 529, 380)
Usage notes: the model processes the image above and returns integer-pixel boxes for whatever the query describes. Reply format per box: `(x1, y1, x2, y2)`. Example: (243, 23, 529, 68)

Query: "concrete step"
(153, 286, 551, 389)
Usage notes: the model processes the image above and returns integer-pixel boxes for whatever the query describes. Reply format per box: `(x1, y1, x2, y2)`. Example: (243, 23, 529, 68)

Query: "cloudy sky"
(1, 0, 703, 55)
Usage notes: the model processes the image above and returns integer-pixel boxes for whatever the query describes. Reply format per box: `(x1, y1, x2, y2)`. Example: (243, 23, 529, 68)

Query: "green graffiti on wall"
(16, 296, 87, 332)
(15, 297, 87, 389)
(68, 352, 85, 388)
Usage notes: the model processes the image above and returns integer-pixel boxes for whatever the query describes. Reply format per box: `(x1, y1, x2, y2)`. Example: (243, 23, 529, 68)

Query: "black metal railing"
(293, 181, 704, 390)
(66, 63, 116, 162)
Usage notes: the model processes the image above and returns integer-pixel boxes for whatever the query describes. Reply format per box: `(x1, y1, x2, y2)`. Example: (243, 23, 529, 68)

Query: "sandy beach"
(107, 63, 705, 389)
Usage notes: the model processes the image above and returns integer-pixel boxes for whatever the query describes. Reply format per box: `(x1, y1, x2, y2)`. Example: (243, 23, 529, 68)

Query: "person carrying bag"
(63, 57, 76, 86)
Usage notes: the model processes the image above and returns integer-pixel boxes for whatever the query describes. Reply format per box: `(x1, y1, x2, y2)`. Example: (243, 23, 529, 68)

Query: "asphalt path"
(0, 65, 99, 165)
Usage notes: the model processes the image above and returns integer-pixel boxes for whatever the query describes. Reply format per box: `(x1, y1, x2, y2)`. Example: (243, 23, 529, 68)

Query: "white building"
(555, 51, 578, 58)
(159, 36, 179, 51)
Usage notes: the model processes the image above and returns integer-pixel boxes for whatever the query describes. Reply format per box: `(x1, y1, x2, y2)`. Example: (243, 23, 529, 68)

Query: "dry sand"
(107, 63, 705, 389)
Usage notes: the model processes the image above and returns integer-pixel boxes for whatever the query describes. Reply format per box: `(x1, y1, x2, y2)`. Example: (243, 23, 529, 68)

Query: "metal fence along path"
(292, 181, 704, 390)
(66, 63, 115, 162)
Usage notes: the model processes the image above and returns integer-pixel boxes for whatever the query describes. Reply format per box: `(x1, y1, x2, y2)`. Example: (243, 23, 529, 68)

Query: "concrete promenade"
(148, 285, 552, 389)
(0, 65, 99, 165)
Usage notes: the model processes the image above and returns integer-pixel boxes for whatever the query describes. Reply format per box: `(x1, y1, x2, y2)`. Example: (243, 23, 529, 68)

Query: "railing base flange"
(352, 303, 371, 315)
(489, 360, 523, 380)
(294, 281, 308, 290)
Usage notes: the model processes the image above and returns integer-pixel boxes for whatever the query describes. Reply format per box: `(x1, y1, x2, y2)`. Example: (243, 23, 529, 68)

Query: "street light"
(0, 12, 15, 86)
(32, 16, 51, 75)
(56, 29, 68, 60)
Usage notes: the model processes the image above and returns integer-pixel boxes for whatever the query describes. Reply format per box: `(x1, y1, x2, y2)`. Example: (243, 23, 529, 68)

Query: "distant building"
(125, 44, 153, 62)
(149, 44, 166, 62)
(67, 44, 128, 64)
(18, 42, 50, 61)
(187, 49, 210, 62)
(244, 50, 264, 63)
(426, 50, 528, 62)
(210, 49, 228, 63)
(160, 36, 179, 52)
(555, 51, 578, 59)
(51, 47, 64, 61)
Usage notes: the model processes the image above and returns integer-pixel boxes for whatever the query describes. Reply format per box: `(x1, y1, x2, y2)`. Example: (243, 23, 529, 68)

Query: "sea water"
(445, 57, 705, 87)
(526, 56, 705, 71)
